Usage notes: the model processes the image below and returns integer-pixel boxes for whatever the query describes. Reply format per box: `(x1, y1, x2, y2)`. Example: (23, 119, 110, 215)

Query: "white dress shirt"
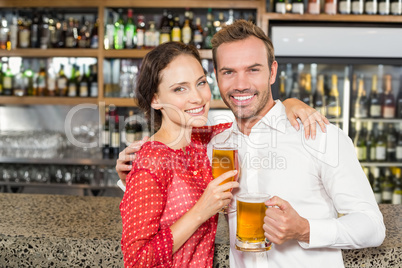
(208, 100, 385, 268)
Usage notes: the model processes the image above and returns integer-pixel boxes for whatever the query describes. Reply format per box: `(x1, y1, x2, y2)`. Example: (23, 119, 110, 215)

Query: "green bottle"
(3, 63, 13, 96)
(375, 123, 387, 162)
(392, 168, 402, 204)
(354, 121, 367, 162)
(381, 168, 394, 204)
(372, 167, 382, 204)
(114, 9, 125, 49)
(125, 9, 137, 49)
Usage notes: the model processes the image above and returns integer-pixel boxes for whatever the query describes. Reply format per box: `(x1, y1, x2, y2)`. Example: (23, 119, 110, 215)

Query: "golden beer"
(211, 146, 239, 186)
(235, 193, 272, 252)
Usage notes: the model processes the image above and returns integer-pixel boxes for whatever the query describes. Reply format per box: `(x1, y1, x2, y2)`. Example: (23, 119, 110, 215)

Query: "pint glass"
(235, 193, 272, 252)
(211, 144, 239, 214)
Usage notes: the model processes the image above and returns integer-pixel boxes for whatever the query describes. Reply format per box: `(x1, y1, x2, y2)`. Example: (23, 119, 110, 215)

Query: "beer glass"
(235, 193, 272, 252)
(211, 144, 239, 213)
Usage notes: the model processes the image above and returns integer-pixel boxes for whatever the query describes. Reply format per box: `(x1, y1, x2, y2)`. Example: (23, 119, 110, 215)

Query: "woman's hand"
(282, 98, 329, 140)
(115, 136, 148, 184)
(192, 170, 239, 222)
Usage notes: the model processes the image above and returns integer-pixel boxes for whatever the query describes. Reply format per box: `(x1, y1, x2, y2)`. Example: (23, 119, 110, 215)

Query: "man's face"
(215, 36, 277, 121)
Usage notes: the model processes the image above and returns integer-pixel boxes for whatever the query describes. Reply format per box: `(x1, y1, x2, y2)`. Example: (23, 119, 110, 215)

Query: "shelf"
(0, 49, 99, 58)
(103, 0, 262, 9)
(103, 49, 212, 59)
(360, 162, 402, 167)
(263, 13, 402, 24)
(0, 96, 99, 106)
(351, 118, 402, 123)
(328, 118, 343, 123)
(102, 97, 138, 107)
(0, 157, 116, 166)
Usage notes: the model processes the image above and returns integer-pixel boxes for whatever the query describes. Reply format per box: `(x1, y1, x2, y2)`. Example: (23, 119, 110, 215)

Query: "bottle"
(40, 14, 50, 49)
(77, 17, 90, 49)
(354, 76, 368, 118)
(67, 64, 77, 97)
(339, 0, 352, 13)
(90, 17, 99, 49)
(203, 10, 215, 49)
(372, 167, 382, 204)
(104, 12, 114, 50)
(89, 64, 98, 97)
(301, 73, 313, 106)
(36, 61, 47, 96)
(214, 12, 225, 32)
(386, 123, 397, 162)
(125, 9, 136, 49)
(366, 121, 376, 162)
(102, 107, 110, 159)
(13, 64, 25, 96)
(327, 74, 342, 118)
(314, 74, 327, 116)
(114, 9, 125, 50)
(125, 110, 136, 146)
(18, 17, 31, 48)
(308, 0, 320, 14)
(65, 17, 76, 48)
(382, 74, 395, 118)
(369, 75, 382, 118)
(30, 12, 40, 48)
(288, 81, 301, 100)
(171, 16, 181, 42)
(144, 21, 159, 48)
(48, 14, 58, 48)
(396, 122, 402, 162)
(79, 65, 89, 97)
(325, 0, 338, 14)
(375, 122, 387, 162)
(354, 121, 367, 162)
(279, 71, 287, 101)
(136, 15, 146, 49)
(110, 110, 121, 159)
(378, 0, 391, 14)
(0, 14, 9, 50)
(9, 12, 18, 50)
(58, 16, 67, 48)
(396, 75, 402, 118)
(292, 0, 305, 14)
(351, 0, 364, 14)
(159, 9, 171, 44)
(382, 168, 394, 204)
(365, 0, 378, 13)
(276, 0, 287, 13)
(3, 63, 13, 95)
(182, 16, 192, 45)
(47, 62, 56, 96)
(391, 0, 402, 14)
(193, 17, 203, 49)
(56, 64, 68, 96)
(392, 169, 402, 205)
(23, 63, 34, 96)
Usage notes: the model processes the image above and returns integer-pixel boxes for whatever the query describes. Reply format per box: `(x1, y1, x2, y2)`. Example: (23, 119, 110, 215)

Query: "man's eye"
(250, 68, 259, 72)
(223, 71, 232, 75)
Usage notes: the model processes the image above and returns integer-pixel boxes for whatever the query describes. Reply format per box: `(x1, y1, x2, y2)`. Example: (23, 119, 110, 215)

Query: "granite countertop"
(0, 193, 401, 267)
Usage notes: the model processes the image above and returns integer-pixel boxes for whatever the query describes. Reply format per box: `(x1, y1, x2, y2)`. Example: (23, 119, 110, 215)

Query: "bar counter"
(0, 193, 401, 267)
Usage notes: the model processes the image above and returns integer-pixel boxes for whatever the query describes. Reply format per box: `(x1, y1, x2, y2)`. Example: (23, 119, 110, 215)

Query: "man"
(116, 20, 385, 267)
(207, 20, 385, 267)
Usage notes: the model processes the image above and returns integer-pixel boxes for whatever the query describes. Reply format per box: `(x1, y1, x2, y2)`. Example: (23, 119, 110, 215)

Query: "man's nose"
(233, 72, 251, 91)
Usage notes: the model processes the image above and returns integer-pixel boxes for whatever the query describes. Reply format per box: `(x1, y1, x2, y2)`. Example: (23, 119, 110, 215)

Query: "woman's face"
(152, 54, 211, 129)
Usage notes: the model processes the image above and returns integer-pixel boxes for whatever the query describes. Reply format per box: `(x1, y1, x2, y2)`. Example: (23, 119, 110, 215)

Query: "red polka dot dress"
(120, 123, 232, 268)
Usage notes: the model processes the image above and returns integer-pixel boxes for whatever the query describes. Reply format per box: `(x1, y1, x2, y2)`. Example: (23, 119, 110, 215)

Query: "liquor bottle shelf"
(351, 118, 402, 123)
(0, 157, 116, 166)
(103, 49, 213, 59)
(360, 162, 402, 167)
(0, 96, 99, 106)
(103, 0, 262, 9)
(0, 181, 119, 190)
(0, 49, 99, 58)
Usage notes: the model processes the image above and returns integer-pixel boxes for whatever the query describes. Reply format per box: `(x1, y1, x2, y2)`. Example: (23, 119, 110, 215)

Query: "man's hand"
(283, 98, 329, 140)
(263, 196, 310, 245)
(116, 136, 148, 185)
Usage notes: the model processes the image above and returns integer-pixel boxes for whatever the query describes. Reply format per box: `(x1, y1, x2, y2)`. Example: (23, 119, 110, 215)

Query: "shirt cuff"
(152, 227, 174, 265)
(298, 218, 337, 249)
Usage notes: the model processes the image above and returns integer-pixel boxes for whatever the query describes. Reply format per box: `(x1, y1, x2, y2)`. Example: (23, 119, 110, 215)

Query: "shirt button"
(193, 171, 198, 175)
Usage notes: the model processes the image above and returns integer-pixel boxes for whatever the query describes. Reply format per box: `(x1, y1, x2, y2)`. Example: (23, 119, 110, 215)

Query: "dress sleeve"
(120, 169, 173, 267)
(192, 123, 233, 145)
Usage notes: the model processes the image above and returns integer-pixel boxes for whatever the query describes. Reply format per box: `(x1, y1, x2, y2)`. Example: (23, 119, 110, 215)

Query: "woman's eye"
(197, 80, 207, 87)
(174, 87, 185, 92)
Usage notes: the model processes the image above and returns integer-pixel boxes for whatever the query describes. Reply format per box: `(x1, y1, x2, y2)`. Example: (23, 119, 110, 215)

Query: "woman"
(120, 42, 328, 267)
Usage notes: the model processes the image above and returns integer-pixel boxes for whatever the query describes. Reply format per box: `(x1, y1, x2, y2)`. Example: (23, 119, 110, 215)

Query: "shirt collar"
(229, 100, 287, 136)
